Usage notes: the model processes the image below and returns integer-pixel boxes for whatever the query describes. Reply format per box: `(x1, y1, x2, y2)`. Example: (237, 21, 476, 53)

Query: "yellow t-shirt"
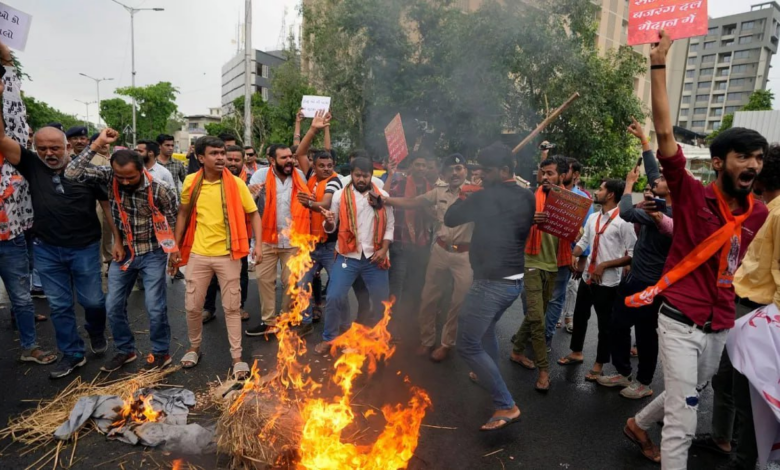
(181, 174, 257, 257)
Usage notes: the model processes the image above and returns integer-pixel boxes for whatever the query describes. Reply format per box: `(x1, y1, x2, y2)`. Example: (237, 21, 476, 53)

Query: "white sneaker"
(596, 373, 632, 388)
(620, 381, 653, 399)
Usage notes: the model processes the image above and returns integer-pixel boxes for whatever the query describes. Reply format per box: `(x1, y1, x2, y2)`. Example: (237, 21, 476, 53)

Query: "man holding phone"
(596, 117, 673, 399)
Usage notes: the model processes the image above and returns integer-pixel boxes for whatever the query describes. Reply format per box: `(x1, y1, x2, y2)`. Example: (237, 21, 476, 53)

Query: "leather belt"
(659, 302, 722, 334)
(436, 237, 469, 253)
(735, 296, 763, 311)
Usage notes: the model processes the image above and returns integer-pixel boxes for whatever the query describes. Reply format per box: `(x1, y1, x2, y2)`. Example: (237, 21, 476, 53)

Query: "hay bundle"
(0, 367, 179, 454)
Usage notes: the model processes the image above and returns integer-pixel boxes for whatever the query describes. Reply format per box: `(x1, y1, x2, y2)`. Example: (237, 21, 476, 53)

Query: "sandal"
(312, 306, 322, 323)
(510, 353, 536, 370)
(565, 322, 574, 334)
(585, 369, 603, 381)
(535, 378, 550, 394)
(240, 310, 250, 322)
(468, 371, 479, 384)
(691, 433, 733, 456)
(623, 423, 661, 463)
(557, 355, 584, 366)
(314, 341, 333, 355)
(480, 411, 521, 432)
(20, 348, 57, 365)
(181, 351, 201, 369)
(35, 314, 47, 322)
(232, 361, 250, 380)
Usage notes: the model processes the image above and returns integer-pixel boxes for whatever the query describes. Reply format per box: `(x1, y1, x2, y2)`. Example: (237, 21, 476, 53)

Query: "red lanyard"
(586, 208, 620, 284)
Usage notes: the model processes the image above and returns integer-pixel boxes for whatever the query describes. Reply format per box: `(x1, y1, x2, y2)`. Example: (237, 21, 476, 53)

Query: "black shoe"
(297, 323, 315, 337)
(89, 334, 108, 356)
(173, 269, 185, 280)
(202, 310, 216, 324)
(100, 352, 138, 372)
(245, 323, 279, 337)
(142, 354, 172, 371)
(30, 288, 46, 299)
(50, 355, 87, 379)
(692, 433, 733, 456)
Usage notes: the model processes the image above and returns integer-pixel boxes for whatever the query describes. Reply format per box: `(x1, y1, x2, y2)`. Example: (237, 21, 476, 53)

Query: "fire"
(112, 387, 162, 428)
(171, 459, 184, 470)
(146, 353, 155, 364)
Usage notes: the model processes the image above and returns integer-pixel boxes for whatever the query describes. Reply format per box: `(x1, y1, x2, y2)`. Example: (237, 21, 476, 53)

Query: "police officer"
(65, 126, 90, 156)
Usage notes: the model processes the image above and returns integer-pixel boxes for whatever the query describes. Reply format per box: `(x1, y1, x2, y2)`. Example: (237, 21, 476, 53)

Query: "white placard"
(300, 95, 331, 118)
(0, 2, 32, 52)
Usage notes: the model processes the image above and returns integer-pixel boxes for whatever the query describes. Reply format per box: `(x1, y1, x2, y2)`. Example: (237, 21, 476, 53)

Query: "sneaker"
(89, 334, 108, 356)
(202, 310, 216, 324)
(100, 352, 138, 372)
(245, 323, 279, 337)
(142, 354, 172, 371)
(620, 381, 654, 399)
(296, 323, 315, 337)
(596, 373, 632, 388)
(173, 269, 185, 280)
(30, 288, 46, 299)
(50, 355, 87, 379)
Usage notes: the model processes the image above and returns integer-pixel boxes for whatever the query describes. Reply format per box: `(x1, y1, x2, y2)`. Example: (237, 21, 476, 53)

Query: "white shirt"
(340, 174, 384, 190)
(249, 167, 307, 248)
(148, 162, 175, 189)
(576, 206, 637, 287)
(325, 187, 395, 260)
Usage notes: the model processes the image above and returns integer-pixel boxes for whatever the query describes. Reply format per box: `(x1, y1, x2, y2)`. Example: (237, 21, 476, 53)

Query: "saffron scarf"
(307, 172, 338, 243)
(338, 183, 390, 269)
(261, 167, 311, 244)
(626, 184, 754, 307)
(178, 169, 251, 266)
(112, 169, 178, 270)
(402, 175, 431, 245)
(525, 186, 573, 267)
(585, 207, 620, 285)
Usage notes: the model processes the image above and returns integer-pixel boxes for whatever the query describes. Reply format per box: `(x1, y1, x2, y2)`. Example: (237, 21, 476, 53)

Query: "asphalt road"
(0, 272, 735, 470)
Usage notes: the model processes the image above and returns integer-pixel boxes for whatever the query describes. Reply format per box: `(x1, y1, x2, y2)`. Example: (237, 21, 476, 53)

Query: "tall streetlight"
(75, 100, 96, 134)
(79, 73, 113, 126)
(111, 0, 164, 147)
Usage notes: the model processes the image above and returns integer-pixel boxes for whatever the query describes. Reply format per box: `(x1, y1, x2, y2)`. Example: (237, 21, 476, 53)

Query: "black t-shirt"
(14, 145, 107, 248)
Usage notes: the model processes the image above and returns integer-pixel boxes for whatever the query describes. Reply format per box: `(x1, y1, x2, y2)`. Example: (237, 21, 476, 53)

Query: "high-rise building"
(670, 2, 780, 134)
(221, 50, 287, 115)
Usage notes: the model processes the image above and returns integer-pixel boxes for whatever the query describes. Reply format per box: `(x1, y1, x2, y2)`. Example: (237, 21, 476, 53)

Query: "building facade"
(672, 2, 780, 134)
(221, 49, 287, 115)
(173, 108, 223, 152)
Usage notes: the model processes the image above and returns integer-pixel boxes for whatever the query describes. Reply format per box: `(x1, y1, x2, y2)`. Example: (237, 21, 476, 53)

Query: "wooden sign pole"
(512, 92, 581, 155)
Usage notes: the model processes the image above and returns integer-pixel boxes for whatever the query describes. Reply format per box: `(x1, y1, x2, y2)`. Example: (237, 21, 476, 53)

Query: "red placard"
(628, 0, 708, 46)
(384, 113, 409, 164)
(538, 186, 592, 243)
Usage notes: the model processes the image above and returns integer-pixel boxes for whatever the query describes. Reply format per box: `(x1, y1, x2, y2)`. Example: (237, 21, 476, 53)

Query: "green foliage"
(22, 95, 82, 130)
(115, 82, 179, 141)
(302, 0, 646, 173)
(707, 90, 773, 142)
(99, 98, 133, 135)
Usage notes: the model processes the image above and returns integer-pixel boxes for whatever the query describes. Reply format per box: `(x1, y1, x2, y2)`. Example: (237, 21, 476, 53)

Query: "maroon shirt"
(659, 146, 768, 330)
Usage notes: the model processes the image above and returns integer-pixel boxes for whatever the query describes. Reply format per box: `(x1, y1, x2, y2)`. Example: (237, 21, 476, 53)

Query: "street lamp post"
(79, 73, 113, 126)
(75, 100, 96, 134)
(111, 0, 164, 147)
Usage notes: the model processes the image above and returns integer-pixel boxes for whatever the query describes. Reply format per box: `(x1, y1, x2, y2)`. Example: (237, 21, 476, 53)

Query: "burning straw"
(0, 367, 179, 457)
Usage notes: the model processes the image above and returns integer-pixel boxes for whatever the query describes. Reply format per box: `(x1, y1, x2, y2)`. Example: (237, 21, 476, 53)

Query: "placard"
(384, 113, 409, 164)
(628, 0, 708, 46)
(538, 186, 592, 242)
(300, 95, 331, 118)
(0, 2, 32, 51)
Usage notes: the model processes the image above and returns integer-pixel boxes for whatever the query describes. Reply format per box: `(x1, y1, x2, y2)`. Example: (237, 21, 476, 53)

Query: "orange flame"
(113, 387, 162, 427)
(146, 353, 155, 364)
(171, 459, 184, 470)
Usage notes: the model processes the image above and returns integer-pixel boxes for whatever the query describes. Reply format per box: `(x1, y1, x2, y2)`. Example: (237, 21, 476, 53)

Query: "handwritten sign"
(628, 0, 708, 46)
(384, 113, 409, 164)
(300, 95, 331, 118)
(538, 186, 592, 242)
(0, 2, 32, 51)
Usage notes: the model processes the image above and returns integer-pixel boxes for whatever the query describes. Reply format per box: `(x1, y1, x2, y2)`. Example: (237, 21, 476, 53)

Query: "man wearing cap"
(66, 126, 90, 156)
(382, 154, 474, 362)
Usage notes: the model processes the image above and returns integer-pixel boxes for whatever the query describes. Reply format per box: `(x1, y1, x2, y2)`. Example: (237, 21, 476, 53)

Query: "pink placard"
(384, 113, 409, 164)
(628, 0, 708, 46)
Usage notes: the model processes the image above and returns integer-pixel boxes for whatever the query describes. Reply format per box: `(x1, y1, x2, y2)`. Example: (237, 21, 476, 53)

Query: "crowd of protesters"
(1, 30, 778, 468)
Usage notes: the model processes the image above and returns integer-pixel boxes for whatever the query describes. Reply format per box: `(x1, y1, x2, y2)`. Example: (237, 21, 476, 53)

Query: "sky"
(11, 0, 778, 123)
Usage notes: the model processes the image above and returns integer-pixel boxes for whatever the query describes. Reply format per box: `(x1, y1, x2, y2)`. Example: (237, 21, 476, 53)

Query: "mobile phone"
(646, 198, 667, 213)
(636, 157, 643, 168)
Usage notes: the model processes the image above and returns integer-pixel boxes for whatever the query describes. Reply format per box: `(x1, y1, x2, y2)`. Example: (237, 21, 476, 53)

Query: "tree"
(99, 98, 133, 135)
(22, 95, 82, 131)
(302, 0, 646, 174)
(115, 82, 179, 141)
(707, 89, 774, 142)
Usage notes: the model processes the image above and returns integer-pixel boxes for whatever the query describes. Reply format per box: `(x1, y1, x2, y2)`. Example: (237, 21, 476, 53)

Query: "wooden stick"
(512, 92, 581, 155)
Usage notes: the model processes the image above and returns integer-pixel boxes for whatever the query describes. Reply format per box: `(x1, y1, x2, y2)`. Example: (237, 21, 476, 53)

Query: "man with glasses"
(244, 146, 259, 180)
(0, 121, 111, 379)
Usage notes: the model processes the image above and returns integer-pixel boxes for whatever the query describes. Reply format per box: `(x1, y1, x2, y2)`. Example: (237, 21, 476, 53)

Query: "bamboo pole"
(512, 92, 581, 155)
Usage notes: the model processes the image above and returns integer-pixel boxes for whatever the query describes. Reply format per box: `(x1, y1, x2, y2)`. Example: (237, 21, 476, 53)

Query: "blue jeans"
(457, 279, 522, 410)
(1, 234, 37, 350)
(544, 268, 571, 340)
(106, 248, 170, 355)
(33, 239, 106, 358)
(300, 242, 336, 325)
(322, 254, 389, 342)
(25, 231, 42, 289)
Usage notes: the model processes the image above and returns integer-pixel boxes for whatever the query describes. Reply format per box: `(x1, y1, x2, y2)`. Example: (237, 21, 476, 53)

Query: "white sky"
(11, 0, 777, 122)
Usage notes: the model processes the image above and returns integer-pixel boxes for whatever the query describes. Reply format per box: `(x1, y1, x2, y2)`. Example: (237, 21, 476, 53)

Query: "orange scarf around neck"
(178, 169, 251, 266)
(307, 172, 338, 243)
(262, 167, 311, 244)
(525, 186, 572, 267)
(338, 183, 390, 269)
(626, 183, 754, 307)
